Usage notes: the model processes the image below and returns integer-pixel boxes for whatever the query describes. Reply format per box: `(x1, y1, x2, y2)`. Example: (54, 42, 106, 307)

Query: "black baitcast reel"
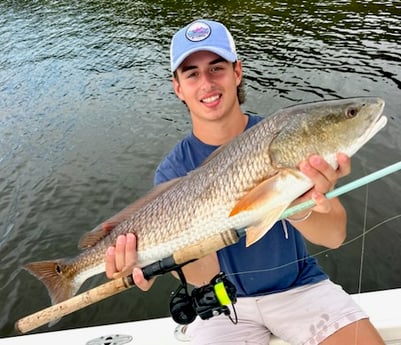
(169, 271, 237, 325)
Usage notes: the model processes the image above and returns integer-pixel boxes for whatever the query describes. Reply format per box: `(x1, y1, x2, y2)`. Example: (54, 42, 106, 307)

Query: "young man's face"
(173, 51, 242, 122)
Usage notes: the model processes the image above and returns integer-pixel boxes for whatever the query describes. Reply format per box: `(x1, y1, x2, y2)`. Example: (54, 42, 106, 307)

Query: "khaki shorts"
(186, 279, 367, 345)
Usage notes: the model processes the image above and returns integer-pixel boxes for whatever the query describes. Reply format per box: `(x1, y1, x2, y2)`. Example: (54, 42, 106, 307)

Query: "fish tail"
(24, 259, 79, 310)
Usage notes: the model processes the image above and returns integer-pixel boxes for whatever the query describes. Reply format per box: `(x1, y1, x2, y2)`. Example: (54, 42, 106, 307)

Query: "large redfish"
(24, 97, 386, 309)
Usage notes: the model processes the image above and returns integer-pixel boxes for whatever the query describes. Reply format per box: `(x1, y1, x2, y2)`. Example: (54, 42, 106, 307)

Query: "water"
(1, 0, 400, 338)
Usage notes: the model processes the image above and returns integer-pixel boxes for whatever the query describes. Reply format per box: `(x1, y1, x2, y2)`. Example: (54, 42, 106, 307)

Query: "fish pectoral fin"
(229, 174, 281, 217)
(245, 204, 289, 247)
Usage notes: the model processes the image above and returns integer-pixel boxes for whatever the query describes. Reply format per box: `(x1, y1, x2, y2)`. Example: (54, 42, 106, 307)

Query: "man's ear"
(234, 61, 243, 87)
(172, 76, 185, 101)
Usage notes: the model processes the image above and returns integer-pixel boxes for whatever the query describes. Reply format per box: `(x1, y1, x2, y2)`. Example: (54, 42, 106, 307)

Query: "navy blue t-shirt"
(154, 114, 327, 296)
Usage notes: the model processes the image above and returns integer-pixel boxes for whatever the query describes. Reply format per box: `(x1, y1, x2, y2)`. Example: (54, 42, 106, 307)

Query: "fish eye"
(345, 107, 358, 119)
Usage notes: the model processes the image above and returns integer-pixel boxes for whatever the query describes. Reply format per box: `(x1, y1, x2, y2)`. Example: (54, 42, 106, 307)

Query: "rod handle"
(15, 275, 133, 334)
(173, 229, 240, 264)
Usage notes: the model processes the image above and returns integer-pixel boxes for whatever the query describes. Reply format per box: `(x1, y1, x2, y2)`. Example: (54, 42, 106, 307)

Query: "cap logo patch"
(185, 22, 211, 42)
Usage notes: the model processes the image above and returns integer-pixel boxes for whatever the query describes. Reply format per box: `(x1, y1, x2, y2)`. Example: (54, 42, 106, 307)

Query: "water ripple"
(1, 0, 400, 337)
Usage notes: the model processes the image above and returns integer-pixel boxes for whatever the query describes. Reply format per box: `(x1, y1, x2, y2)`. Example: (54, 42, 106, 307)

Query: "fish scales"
(115, 125, 271, 255)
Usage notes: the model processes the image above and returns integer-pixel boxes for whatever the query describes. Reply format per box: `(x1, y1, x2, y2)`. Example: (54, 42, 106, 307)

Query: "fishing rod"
(280, 160, 401, 218)
(15, 161, 401, 334)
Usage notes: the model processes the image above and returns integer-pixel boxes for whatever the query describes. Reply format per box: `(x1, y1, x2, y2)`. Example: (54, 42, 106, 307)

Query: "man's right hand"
(105, 233, 154, 291)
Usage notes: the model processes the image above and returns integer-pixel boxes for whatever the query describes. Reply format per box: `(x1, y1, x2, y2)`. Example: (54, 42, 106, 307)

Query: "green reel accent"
(214, 281, 232, 306)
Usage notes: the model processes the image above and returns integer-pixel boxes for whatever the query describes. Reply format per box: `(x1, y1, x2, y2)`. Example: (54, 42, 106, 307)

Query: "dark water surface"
(1, 0, 401, 338)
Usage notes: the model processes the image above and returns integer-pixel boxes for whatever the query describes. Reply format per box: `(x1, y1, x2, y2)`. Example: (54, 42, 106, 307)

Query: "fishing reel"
(169, 271, 237, 325)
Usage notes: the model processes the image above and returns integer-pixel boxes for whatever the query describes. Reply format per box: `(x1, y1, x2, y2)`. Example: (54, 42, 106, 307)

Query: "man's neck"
(191, 111, 249, 146)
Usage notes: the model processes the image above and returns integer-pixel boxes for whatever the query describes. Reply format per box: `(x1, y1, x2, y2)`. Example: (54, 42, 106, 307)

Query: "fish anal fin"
(245, 204, 289, 247)
(229, 174, 281, 217)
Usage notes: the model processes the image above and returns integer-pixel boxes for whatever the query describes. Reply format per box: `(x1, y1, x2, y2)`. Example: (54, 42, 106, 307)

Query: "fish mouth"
(357, 99, 387, 149)
(367, 98, 387, 139)
(373, 114, 388, 133)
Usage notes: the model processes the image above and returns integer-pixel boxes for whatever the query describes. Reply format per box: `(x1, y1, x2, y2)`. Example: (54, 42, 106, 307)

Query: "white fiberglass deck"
(1, 288, 401, 345)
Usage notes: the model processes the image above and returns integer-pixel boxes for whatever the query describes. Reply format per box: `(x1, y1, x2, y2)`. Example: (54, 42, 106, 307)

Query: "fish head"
(270, 97, 387, 168)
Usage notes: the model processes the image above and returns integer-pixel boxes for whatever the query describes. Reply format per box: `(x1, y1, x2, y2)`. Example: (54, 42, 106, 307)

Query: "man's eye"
(187, 71, 198, 78)
(211, 66, 223, 72)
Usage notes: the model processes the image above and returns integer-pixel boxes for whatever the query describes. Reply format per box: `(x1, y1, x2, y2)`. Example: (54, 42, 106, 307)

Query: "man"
(105, 20, 384, 344)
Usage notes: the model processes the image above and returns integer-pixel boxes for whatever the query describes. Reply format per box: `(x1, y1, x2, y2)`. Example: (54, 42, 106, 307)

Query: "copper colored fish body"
(24, 97, 387, 312)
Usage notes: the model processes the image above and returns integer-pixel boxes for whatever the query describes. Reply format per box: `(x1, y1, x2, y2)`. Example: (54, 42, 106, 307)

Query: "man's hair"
(173, 62, 245, 105)
(237, 79, 245, 105)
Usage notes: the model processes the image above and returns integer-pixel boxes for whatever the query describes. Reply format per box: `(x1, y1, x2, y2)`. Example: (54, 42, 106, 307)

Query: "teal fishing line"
(280, 161, 401, 219)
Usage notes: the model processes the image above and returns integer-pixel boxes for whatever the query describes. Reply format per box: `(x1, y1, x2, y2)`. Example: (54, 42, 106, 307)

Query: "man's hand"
(297, 152, 351, 214)
(287, 153, 350, 248)
(105, 233, 154, 291)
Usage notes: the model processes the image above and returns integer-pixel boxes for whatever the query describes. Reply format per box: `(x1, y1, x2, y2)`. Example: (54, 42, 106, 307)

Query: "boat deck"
(2, 288, 401, 345)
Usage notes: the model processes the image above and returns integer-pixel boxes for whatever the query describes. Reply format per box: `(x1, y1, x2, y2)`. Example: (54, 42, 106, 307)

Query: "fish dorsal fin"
(229, 174, 281, 217)
(245, 204, 289, 247)
(78, 178, 182, 249)
(78, 223, 118, 249)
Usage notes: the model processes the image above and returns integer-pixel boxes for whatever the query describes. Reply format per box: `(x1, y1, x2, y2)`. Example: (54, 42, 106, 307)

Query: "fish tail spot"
(24, 260, 77, 307)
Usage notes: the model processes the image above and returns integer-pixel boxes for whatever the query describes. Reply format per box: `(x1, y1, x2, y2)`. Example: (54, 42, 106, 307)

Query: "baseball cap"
(170, 19, 238, 73)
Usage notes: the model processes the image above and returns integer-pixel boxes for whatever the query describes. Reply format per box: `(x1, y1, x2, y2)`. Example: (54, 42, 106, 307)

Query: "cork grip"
(15, 275, 134, 334)
(173, 229, 240, 264)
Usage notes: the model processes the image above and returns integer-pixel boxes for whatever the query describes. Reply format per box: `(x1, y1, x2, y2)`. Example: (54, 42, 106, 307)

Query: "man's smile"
(201, 94, 221, 104)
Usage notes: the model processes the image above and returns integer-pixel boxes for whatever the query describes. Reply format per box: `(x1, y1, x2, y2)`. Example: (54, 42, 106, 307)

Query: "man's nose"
(199, 71, 215, 88)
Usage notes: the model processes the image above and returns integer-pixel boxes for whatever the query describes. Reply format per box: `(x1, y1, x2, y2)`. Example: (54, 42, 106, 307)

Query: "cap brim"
(171, 47, 237, 72)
